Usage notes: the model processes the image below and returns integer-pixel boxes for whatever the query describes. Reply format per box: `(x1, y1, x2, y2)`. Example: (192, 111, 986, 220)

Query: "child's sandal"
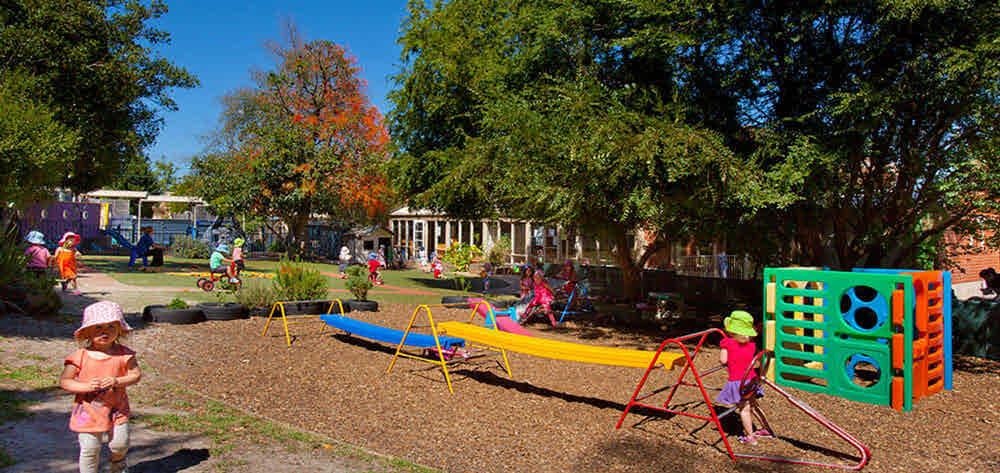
(737, 435, 757, 445)
(753, 429, 774, 439)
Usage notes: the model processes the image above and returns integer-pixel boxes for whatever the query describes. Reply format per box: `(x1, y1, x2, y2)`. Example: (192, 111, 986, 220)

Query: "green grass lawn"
(82, 255, 512, 306)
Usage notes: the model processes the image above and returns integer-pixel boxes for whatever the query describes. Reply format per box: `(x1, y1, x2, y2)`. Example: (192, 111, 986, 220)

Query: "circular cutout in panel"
(840, 286, 888, 332)
(82, 211, 88, 220)
(40, 209, 47, 219)
(845, 354, 881, 388)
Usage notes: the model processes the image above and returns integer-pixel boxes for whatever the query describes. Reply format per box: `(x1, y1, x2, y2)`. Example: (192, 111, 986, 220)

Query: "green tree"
(389, 0, 746, 298)
(642, 0, 1000, 269)
(0, 0, 198, 193)
(0, 71, 79, 206)
(193, 27, 391, 256)
(390, 0, 1000, 296)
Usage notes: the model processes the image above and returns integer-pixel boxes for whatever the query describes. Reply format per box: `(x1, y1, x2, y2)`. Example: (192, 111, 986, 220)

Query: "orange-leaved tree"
(195, 28, 391, 255)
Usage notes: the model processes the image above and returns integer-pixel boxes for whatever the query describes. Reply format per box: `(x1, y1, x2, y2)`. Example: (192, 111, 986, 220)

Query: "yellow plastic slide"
(437, 322, 686, 369)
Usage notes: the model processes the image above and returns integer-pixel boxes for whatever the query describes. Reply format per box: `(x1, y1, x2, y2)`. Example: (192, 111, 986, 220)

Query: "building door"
(414, 220, 425, 260)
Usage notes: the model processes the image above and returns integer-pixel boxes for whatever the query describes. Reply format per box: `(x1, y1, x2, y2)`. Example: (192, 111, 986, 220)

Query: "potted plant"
(272, 259, 331, 314)
(344, 265, 377, 312)
(234, 279, 280, 317)
(147, 298, 205, 324)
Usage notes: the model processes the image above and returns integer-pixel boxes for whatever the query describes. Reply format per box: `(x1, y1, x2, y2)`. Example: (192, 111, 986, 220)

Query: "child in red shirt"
(715, 311, 771, 445)
(367, 252, 383, 285)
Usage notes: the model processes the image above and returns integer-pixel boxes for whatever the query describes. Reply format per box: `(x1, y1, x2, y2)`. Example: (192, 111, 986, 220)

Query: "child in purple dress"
(715, 311, 772, 445)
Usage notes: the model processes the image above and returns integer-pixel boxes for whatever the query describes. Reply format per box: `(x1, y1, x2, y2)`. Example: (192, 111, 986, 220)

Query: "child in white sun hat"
(59, 301, 141, 473)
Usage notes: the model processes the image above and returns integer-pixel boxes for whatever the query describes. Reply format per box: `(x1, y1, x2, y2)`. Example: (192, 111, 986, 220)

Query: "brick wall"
(945, 230, 1000, 284)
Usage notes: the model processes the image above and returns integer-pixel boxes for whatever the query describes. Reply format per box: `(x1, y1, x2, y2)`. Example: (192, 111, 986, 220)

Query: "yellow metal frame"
(386, 301, 512, 393)
(261, 299, 346, 347)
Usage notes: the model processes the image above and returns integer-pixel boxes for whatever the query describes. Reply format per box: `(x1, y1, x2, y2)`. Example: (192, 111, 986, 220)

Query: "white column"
(445, 221, 452, 247)
(576, 233, 583, 261)
(457, 220, 463, 244)
(525, 222, 532, 259)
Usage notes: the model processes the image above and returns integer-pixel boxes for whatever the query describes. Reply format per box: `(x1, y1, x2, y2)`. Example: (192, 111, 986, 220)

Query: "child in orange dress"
(54, 232, 83, 295)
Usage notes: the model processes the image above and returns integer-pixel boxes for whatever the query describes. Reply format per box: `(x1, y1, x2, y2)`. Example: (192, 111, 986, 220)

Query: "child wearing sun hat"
(54, 232, 83, 294)
(59, 301, 142, 473)
(716, 310, 772, 445)
(24, 230, 51, 277)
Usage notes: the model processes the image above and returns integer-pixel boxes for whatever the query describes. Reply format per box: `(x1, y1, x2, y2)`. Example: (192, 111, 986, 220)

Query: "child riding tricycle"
(196, 242, 243, 292)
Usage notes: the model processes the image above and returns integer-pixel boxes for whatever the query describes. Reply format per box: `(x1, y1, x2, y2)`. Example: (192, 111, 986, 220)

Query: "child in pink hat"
(54, 232, 83, 294)
(59, 302, 141, 473)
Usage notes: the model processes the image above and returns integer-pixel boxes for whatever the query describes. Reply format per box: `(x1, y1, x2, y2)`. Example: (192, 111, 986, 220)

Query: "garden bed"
(141, 303, 1000, 473)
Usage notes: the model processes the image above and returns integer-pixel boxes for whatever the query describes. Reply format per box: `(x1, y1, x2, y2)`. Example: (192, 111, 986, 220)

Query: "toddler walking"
(715, 310, 771, 445)
(60, 301, 142, 473)
(54, 232, 83, 294)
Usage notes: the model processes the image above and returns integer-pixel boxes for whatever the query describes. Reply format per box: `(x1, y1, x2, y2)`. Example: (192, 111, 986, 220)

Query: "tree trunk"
(613, 228, 642, 302)
(284, 215, 309, 258)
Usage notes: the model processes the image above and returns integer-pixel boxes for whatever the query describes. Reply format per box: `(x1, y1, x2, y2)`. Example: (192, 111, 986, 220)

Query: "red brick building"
(944, 229, 1000, 299)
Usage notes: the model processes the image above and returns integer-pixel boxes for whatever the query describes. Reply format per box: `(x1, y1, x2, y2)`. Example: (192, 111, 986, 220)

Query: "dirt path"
(0, 295, 436, 472)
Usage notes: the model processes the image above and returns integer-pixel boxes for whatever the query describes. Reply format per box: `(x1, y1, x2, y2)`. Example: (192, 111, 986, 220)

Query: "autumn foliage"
(194, 28, 390, 254)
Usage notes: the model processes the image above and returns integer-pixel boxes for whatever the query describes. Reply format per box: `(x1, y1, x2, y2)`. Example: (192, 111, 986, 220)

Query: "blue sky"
(147, 1, 409, 173)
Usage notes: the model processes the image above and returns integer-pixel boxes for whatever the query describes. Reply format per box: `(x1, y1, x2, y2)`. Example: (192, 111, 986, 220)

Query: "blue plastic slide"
(320, 314, 465, 348)
(99, 228, 136, 250)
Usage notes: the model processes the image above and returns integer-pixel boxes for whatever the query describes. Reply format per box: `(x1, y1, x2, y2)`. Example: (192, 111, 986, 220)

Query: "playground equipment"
(618, 331, 870, 470)
(467, 298, 533, 336)
(763, 267, 952, 411)
(385, 301, 688, 393)
(99, 228, 148, 267)
(261, 299, 347, 346)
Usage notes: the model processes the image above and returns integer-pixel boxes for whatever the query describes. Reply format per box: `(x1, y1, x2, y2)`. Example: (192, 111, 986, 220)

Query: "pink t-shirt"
(231, 247, 243, 261)
(721, 337, 757, 381)
(25, 245, 50, 269)
(64, 346, 135, 433)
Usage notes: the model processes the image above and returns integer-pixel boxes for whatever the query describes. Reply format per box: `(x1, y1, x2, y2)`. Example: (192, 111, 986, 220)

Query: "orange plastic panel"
(892, 377, 904, 411)
(892, 333, 905, 370)
(891, 289, 905, 327)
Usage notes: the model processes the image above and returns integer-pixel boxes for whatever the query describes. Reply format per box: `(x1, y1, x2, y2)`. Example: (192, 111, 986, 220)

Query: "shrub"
(487, 236, 511, 267)
(441, 242, 481, 272)
(267, 240, 286, 254)
(235, 279, 279, 308)
(166, 298, 189, 309)
(0, 224, 26, 288)
(274, 259, 327, 301)
(170, 235, 210, 259)
(22, 274, 62, 315)
(344, 265, 373, 301)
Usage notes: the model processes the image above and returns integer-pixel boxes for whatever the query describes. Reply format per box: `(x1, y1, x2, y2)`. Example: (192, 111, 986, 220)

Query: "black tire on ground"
(280, 301, 331, 315)
(201, 280, 214, 292)
(488, 299, 515, 309)
(345, 299, 378, 312)
(142, 305, 165, 322)
(149, 307, 204, 324)
(248, 307, 270, 318)
(441, 296, 471, 307)
(197, 302, 249, 321)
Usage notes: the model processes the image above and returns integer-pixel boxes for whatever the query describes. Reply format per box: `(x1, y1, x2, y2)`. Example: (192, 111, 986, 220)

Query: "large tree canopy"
(192, 29, 391, 255)
(0, 0, 197, 195)
(389, 0, 1000, 291)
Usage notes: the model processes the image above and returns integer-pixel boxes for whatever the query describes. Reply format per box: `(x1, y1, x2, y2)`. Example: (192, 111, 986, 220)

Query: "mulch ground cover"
(141, 303, 1000, 473)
